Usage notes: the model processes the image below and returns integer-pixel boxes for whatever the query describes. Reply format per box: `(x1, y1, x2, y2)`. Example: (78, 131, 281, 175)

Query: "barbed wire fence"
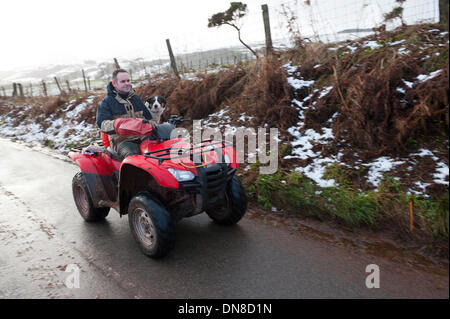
(0, 0, 443, 98)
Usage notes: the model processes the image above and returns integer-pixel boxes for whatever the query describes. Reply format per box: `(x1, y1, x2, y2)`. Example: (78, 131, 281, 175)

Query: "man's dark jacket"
(96, 82, 153, 151)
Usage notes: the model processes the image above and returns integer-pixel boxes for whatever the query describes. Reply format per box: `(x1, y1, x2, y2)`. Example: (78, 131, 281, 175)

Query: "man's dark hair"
(112, 69, 129, 82)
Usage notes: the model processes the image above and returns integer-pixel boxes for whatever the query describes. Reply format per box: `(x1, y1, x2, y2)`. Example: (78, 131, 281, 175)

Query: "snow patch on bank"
(283, 61, 447, 195)
(362, 157, 406, 187)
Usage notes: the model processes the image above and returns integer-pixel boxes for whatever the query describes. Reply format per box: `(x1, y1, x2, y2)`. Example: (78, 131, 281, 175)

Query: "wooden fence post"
(12, 83, 18, 97)
(82, 69, 88, 92)
(29, 83, 33, 97)
(87, 77, 91, 91)
(66, 80, 71, 93)
(1, 87, 5, 97)
(42, 80, 47, 97)
(261, 4, 273, 55)
(440, 0, 449, 27)
(54, 77, 63, 95)
(18, 83, 24, 97)
(166, 39, 180, 79)
(114, 58, 121, 70)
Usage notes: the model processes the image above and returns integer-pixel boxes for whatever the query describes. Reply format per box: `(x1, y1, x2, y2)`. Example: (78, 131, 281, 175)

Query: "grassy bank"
(245, 165, 448, 242)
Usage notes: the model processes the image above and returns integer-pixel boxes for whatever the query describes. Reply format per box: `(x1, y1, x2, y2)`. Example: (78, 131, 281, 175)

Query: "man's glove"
(113, 118, 156, 136)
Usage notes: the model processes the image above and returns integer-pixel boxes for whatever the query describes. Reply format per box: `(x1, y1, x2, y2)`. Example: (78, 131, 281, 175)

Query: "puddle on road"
(247, 208, 449, 277)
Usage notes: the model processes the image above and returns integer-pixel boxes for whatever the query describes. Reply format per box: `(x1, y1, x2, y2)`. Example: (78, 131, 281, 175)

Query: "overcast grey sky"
(0, 0, 438, 71)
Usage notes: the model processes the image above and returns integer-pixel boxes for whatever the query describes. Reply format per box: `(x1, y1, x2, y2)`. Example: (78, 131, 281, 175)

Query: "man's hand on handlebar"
(114, 118, 157, 136)
(168, 115, 185, 126)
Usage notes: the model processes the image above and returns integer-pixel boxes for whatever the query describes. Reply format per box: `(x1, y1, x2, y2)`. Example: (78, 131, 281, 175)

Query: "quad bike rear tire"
(128, 193, 175, 258)
(206, 176, 247, 225)
(72, 172, 110, 222)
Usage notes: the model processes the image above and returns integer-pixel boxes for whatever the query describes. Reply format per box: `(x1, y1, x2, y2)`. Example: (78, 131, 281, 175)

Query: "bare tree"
(208, 2, 257, 58)
(384, 0, 407, 26)
(280, 1, 306, 48)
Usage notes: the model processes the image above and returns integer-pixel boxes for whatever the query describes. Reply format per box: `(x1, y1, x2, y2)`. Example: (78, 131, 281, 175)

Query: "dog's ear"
(146, 96, 156, 104)
(159, 97, 166, 106)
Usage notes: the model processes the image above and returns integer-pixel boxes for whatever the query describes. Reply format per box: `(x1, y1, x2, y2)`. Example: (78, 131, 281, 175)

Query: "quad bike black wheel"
(206, 176, 247, 225)
(128, 193, 176, 259)
(72, 172, 110, 222)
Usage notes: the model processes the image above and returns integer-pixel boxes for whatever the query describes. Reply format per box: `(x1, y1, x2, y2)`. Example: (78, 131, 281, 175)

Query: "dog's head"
(145, 96, 166, 117)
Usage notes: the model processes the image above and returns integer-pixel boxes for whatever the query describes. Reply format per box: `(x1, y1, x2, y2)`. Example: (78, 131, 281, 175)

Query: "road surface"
(0, 138, 448, 299)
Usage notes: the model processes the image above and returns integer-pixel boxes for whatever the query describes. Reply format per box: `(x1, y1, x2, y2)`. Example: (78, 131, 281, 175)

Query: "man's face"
(112, 72, 131, 94)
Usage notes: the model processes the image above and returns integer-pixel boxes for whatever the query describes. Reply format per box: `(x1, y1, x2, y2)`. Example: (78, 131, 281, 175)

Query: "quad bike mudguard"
(118, 155, 182, 215)
(120, 155, 179, 189)
(68, 151, 121, 209)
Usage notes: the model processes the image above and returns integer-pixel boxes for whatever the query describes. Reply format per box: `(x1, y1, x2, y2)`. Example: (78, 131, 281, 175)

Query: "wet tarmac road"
(0, 138, 448, 299)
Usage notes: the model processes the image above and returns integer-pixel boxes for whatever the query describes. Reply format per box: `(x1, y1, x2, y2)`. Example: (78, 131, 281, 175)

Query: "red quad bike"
(68, 115, 247, 258)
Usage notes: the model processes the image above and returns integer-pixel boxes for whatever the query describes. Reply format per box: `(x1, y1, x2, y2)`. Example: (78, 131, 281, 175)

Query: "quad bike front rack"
(145, 139, 236, 210)
(144, 139, 234, 166)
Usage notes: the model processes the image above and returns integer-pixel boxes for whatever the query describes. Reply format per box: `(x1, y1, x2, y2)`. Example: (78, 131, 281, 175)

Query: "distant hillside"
(0, 46, 251, 91)
(338, 28, 373, 33)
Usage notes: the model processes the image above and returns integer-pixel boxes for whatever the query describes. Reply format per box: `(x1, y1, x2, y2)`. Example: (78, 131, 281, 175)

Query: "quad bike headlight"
(168, 168, 195, 182)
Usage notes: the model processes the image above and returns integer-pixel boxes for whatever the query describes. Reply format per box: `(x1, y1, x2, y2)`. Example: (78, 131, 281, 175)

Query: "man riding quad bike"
(68, 115, 247, 258)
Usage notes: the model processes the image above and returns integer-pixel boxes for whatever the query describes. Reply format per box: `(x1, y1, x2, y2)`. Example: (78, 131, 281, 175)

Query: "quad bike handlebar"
(167, 115, 186, 126)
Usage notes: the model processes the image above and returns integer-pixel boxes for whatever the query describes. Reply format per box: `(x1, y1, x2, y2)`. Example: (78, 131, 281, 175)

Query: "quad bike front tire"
(206, 176, 248, 225)
(72, 172, 110, 222)
(128, 193, 175, 259)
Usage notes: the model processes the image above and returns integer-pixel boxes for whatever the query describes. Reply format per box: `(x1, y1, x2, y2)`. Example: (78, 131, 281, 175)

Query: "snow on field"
(283, 63, 339, 187)
(388, 39, 406, 46)
(283, 62, 448, 195)
(287, 77, 315, 90)
(402, 79, 414, 88)
(295, 157, 337, 187)
(416, 70, 443, 83)
(202, 107, 231, 128)
(285, 127, 334, 160)
(396, 87, 406, 94)
(433, 162, 449, 186)
(0, 96, 99, 153)
(284, 63, 315, 90)
(362, 157, 406, 187)
(411, 148, 439, 161)
(318, 86, 333, 99)
(238, 113, 254, 123)
(363, 40, 382, 50)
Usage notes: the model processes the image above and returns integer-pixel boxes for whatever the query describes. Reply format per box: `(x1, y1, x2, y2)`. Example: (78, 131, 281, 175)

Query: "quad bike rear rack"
(144, 139, 233, 165)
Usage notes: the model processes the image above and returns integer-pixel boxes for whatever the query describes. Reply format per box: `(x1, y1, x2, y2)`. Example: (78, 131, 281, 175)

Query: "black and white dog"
(144, 96, 166, 123)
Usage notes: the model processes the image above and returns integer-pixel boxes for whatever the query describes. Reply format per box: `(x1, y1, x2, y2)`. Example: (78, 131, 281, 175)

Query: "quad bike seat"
(101, 131, 111, 148)
(101, 131, 124, 162)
